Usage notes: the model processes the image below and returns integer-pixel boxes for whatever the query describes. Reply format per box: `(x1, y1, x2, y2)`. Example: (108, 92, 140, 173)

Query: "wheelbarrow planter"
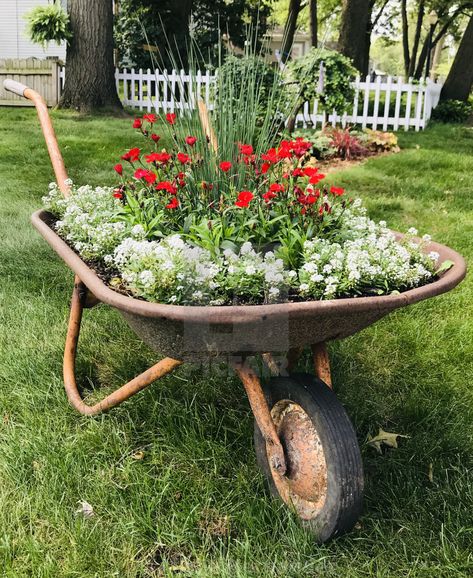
(6, 79, 466, 543)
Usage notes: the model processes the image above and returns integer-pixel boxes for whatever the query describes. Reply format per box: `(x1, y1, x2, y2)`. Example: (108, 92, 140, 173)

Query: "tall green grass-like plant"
(25, 1, 72, 48)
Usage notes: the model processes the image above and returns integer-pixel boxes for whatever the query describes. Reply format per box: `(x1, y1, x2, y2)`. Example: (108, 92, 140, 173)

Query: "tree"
(280, 0, 305, 62)
(114, 0, 272, 69)
(338, 0, 372, 74)
(309, 0, 318, 46)
(441, 12, 473, 100)
(59, 0, 122, 112)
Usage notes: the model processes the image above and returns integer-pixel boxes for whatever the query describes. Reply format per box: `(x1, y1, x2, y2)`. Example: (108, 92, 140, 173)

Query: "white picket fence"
(58, 68, 443, 132)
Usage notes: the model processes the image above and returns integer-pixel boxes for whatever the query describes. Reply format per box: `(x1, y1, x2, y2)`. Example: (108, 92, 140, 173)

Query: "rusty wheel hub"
(267, 399, 328, 520)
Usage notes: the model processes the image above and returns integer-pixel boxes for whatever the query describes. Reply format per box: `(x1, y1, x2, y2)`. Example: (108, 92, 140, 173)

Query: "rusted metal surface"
(32, 210, 467, 361)
(312, 343, 332, 388)
(64, 277, 182, 415)
(268, 399, 328, 520)
(233, 361, 287, 475)
(3, 82, 71, 196)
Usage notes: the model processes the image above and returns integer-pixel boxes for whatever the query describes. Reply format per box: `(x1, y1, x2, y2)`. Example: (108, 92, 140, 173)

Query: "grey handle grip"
(3, 79, 29, 97)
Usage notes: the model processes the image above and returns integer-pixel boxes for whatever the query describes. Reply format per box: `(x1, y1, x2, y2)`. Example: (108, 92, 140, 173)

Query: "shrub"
(288, 48, 357, 114)
(325, 127, 367, 160)
(432, 99, 473, 124)
(363, 129, 400, 153)
(25, 1, 72, 48)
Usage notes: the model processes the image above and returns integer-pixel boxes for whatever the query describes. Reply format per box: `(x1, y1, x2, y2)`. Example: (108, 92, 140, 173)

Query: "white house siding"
(0, 0, 66, 60)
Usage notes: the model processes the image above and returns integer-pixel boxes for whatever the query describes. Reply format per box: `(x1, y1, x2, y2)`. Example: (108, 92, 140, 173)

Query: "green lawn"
(0, 109, 472, 577)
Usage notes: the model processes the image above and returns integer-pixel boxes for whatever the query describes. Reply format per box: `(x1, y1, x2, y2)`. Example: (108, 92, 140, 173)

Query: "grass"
(0, 108, 472, 577)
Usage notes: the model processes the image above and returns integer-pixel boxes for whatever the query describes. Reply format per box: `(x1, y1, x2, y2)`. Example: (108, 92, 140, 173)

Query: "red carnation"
(143, 113, 156, 123)
(239, 143, 253, 155)
(166, 112, 177, 125)
(133, 118, 142, 129)
(261, 162, 270, 174)
(134, 168, 156, 184)
(114, 163, 123, 175)
(145, 152, 171, 164)
(309, 173, 326, 184)
(235, 190, 254, 208)
(113, 189, 123, 199)
(166, 197, 179, 209)
(219, 161, 232, 172)
(177, 152, 190, 164)
(151, 133, 160, 143)
(156, 181, 177, 194)
(262, 190, 277, 202)
(292, 168, 304, 177)
(121, 147, 140, 162)
(269, 183, 284, 193)
(185, 136, 197, 146)
(330, 186, 345, 196)
(261, 148, 278, 164)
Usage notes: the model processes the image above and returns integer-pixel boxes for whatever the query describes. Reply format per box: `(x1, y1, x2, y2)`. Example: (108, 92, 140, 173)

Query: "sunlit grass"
(0, 109, 472, 576)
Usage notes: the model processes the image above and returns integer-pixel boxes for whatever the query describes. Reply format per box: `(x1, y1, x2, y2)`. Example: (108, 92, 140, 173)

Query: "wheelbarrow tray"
(33, 210, 466, 361)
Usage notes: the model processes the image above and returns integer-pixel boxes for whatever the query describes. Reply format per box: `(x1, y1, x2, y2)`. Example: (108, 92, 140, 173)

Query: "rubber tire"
(254, 373, 363, 543)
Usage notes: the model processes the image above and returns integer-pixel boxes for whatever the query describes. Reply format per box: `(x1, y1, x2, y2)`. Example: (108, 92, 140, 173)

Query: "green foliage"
(288, 48, 357, 113)
(363, 129, 400, 152)
(216, 54, 289, 142)
(114, 0, 272, 69)
(432, 99, 473, 123)
(25, 1, 72, 48)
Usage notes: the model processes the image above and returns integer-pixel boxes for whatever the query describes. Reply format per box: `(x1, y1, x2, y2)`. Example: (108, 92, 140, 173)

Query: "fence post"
(382, 75, 392, 131)
(361, 75, 370, 129)
(372, 75, 381, 130)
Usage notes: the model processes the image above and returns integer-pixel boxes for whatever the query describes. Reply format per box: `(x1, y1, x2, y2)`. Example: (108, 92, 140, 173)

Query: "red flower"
(239, 143, 253, 155)
(277, 143, 292, 159)
(145, 152, 171, 164)
(113, 189, 123, 199)
(133, 118, 142, 129)
(291, 138, 312, 157)
(330, 186, 345, 196)
(262, 190, 277, 202)
(309, 173, 326, 184)
(121, 147, 140, 162)
(166, 197, 179, 209)
(143, 113, 156, 123)
(235, 190, 254, 208)
(219, 161, 232, 172)
(261, 148, 278, 164)
(269, 183, 284, 193)
(201, 181, 213, 190)
(134, 168, 156, 184)
(303, 167, 318, 177)
(261, 162, 271, 174)
(151, 133, 160, 143)
(156, 181, 177, 194)
(185, 136, 197, 146)
(292, 168, 304, 177)
(114, 163, 123, 175)
(166, 112, 177, 125)
(177, 152, 190, 164)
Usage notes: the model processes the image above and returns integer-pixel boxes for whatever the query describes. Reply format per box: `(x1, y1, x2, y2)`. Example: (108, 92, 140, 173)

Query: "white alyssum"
(111, 235, 221, 305)
(43, 182, 126, 260)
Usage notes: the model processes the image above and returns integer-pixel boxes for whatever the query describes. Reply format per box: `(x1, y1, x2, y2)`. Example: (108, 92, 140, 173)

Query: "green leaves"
(435, 259, 455, 277)
(25, 2, 72, 48)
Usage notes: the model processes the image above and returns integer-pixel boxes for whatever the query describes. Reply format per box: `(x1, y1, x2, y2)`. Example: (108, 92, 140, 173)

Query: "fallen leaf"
(428, 462, 434, 483)
(131, 450, 145, 460)
(76, 500, 94, 518)
(367, 428, 409, 454)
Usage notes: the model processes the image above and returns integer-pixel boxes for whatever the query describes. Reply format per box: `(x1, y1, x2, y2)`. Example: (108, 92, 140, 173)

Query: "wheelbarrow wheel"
(254, 373, 363, 543)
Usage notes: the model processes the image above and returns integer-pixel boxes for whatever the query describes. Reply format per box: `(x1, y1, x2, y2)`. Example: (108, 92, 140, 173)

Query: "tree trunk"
(59, 0, 122, 112)
(309, 0, 318, 47)
(281, 0, 303, 63)
(441, 14, 473, 101)
(401, 0, 410, 77)
(432, 35, 445, 79)
(338, 0, 372, 75)
(408, 0, 425, 77)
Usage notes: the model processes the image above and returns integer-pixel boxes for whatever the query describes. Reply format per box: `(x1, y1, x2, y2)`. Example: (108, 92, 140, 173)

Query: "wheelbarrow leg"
(63, 276, 182, 416)
(232, 360, 287, 476)
(311, 343, 332, 388)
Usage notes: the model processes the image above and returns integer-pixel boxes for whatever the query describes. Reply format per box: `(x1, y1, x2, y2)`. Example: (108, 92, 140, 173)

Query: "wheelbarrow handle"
(3, 79, 29, 98)
(3, 79, 70, 197)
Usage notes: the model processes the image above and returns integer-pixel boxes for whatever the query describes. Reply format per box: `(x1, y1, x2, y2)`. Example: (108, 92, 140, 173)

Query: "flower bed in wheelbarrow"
(5, 77, 466, 543)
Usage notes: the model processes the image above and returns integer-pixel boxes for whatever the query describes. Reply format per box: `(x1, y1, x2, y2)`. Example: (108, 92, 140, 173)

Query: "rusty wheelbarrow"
(5, 79, 466, 543)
